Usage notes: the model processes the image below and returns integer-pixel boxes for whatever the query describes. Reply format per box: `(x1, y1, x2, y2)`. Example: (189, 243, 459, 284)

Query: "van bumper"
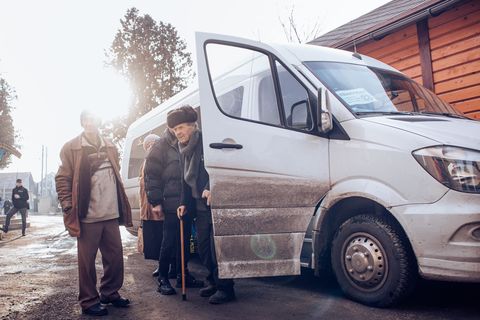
(391, 190, 480, 282)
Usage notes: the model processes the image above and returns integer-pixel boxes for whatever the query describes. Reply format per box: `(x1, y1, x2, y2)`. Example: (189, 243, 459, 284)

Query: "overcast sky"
(0, 0, 389, 182)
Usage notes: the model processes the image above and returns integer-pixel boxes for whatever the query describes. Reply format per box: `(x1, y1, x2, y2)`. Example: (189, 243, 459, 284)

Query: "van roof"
(127, 80, 199, 137)
(127, 43, 399, 135)
(272, 43, 398, 72)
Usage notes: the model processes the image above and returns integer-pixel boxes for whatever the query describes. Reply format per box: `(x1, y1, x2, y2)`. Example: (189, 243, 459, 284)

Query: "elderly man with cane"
(144, 126, 204, 296)
(170, 105, 236, 305)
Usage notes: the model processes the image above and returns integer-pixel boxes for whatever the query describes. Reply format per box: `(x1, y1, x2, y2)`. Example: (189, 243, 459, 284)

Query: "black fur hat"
(167, 105, 198, 128)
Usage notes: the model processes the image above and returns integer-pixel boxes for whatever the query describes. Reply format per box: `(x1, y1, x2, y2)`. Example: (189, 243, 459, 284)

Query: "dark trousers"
(142, 220, 164, 261)
(158, 212, 191, 279)
(4, 206, 12, 215)
(4, 207, 27, 234)
(77, 219, 124, 309)
(196, 210, 234, 291)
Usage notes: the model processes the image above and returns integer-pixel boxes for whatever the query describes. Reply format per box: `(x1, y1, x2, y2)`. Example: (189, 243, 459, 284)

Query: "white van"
(121, 33, 480, 307)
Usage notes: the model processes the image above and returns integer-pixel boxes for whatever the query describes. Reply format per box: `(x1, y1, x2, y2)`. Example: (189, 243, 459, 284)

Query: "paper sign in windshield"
(336, 88, 377, 106)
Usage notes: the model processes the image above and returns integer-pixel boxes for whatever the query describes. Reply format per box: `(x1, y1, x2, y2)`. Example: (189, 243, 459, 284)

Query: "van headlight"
(413, 146, 480, 194)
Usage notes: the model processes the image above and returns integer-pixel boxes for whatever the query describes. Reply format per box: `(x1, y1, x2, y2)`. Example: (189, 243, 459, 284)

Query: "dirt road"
(0, 215, 478, 320)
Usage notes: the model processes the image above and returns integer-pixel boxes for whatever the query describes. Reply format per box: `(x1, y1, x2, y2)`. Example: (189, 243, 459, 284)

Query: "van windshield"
(304, 61, 464, 117)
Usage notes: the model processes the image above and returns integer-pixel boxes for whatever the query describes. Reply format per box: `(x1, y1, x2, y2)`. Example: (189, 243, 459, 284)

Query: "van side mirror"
(317, 87, 333, 133)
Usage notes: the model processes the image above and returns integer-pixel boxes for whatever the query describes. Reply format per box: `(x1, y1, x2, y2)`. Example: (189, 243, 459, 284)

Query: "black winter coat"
(12, 186, 29, 209)
(144, 130, 183, 213)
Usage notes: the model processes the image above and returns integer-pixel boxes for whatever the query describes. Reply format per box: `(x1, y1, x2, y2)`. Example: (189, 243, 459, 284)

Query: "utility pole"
(40, 145, 44, 197)
(45, 146, 48, 195)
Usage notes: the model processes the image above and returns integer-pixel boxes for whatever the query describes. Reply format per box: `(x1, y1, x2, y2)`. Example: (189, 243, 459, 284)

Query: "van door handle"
(209, 143, 243, 150)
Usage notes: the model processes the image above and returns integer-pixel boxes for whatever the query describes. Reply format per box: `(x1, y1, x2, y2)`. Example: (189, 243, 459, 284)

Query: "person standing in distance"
(0, 178, 29, 236)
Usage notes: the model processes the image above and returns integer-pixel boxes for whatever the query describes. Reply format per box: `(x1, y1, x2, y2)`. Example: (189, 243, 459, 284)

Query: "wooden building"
(310, 0, 480, 119)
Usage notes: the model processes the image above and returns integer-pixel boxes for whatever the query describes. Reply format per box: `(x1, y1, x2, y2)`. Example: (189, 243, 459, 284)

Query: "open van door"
(196, 32, 329, 278)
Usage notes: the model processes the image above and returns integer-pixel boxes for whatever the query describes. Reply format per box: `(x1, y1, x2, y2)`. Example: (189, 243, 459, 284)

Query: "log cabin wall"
(352, 0, 480, 119)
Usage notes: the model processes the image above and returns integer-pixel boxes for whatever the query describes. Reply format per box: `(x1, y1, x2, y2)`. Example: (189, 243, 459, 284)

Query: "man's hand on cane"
(202, 190, 211, 206)
(177, 205, 186, 220)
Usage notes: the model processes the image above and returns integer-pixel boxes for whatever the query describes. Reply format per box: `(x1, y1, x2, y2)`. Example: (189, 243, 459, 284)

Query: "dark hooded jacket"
(12, 186, 29, 209)
(144, 129, 183, 213)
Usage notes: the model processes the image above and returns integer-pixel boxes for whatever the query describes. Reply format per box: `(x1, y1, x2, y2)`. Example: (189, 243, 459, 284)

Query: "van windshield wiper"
(418, 111, 468, 119)
(355, 111, 414, 116)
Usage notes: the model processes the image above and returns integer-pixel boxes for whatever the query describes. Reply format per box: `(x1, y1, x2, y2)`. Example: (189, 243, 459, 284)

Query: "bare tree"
(279, 5, 324, 43)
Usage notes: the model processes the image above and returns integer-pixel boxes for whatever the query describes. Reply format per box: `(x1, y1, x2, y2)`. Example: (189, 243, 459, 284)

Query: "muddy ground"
(0, 215, 478, 320)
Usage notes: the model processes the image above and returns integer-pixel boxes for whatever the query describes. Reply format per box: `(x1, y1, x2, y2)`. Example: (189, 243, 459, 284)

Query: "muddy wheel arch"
(311, 196, 416, 275)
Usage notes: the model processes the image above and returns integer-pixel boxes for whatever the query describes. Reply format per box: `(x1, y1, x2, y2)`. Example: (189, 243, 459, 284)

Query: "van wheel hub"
(342, 232, 388, 291)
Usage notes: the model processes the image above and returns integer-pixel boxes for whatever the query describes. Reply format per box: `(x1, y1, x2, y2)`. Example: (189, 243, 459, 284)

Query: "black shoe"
(199, 284, 217, 297)
(82, 303, 108, 316)
(176, 273, 205, 288)
(0, 226, 7, 233)
(157, 279, 176, 295)
(209, 288, 236, 304)
(152, 268, 159, 277)
(100, 297, 130, 308)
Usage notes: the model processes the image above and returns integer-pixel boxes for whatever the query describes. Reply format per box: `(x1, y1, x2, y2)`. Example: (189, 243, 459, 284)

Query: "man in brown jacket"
(55, 110, 132, 317)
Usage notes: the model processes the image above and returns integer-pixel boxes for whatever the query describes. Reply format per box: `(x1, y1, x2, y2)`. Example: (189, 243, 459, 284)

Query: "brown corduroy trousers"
(77, 219, 124, 310)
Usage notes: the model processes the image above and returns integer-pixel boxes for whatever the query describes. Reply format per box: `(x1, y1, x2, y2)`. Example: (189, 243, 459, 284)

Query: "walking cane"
(179, 214, 187, 301)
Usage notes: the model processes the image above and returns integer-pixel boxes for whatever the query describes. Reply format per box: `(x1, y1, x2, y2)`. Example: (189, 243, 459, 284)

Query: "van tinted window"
(128, 137, 145, 179)
(127, 123, 167, 179)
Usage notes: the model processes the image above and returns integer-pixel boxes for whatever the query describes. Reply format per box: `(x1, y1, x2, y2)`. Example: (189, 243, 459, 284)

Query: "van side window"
(128, 137, 145, 179)
(276, 62, 312, 130)
(127, 123, 166, 179)
(205, 43, 280, 125)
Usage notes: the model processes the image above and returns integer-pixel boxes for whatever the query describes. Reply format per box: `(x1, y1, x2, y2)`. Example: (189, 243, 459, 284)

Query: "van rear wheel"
(331, 214, 416, 307)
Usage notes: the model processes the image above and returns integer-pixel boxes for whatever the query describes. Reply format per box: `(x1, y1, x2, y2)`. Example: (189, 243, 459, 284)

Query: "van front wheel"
(331, 214, 416, 307)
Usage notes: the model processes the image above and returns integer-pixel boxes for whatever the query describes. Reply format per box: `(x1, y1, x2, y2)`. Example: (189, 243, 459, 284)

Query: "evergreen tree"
(0, 77, 18, 169)
(104, 8, 193, 144)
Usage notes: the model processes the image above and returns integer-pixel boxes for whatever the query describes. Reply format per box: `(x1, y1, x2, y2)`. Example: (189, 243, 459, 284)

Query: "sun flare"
(91, 69, 133, 122)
